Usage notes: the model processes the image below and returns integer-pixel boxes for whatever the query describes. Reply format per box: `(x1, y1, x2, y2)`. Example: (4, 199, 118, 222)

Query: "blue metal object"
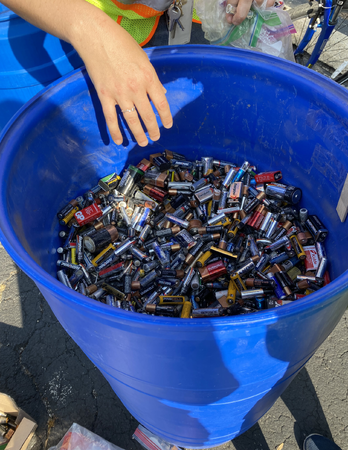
(1, 46, 348, 448)
(294, 0, 336, 67)
(294, 16, 318, 56)
(0, 3, 83, 131)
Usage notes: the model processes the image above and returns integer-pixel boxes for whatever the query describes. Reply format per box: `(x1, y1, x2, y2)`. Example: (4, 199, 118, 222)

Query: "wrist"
(67, 1, 111, 50)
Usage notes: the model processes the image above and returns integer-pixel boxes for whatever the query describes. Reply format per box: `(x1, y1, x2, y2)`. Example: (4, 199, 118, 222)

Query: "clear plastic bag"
(194, 0, 296, 61)
(49, 423, 125, 450)
(132, 425, 183, 450)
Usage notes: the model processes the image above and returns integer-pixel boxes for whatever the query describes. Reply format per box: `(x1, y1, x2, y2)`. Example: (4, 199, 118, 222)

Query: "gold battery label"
(210, 246, 237, 259)
(180, 301, 192, 318)
(159, 295, 185, 305)
(290, 235, 306, 260)
(228, 222, 240, 237)
(92, 244, 116, 267)
(101, 283, 126, 300)
(61, 206, 79, 225)
(70, 247, 77, 265)
(227, 279, 237, 304)
(231, 273, 246, 292)
(197, 250, 212, 267)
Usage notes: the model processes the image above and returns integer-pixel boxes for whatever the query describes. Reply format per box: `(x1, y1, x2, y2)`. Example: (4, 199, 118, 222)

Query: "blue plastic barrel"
(0, 2, 83, 131)
(0, 46, 348, 448)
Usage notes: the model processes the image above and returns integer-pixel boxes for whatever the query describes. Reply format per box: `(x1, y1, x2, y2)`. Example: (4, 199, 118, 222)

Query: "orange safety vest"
(85, 0, 200, 46)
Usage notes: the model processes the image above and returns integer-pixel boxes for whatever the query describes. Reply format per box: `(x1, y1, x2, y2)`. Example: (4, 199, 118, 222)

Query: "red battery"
(74, 202, 103, 226)
(199, 260, 227, 282)
(303, 245, 319, 271)
(137, 159, 151, 172)
(143, 185, 167, 202)
(255, 171, 282, 184)
(248, 210, 258, 228)
(248, 205, 266, 229)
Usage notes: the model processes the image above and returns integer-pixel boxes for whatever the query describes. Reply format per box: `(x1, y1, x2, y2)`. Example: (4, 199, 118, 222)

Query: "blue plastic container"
(0, 2, 83, 131)
(1, 46, 348, 448)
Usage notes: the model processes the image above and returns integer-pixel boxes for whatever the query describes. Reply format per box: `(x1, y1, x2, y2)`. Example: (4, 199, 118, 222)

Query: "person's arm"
(2, 0, 173, 147)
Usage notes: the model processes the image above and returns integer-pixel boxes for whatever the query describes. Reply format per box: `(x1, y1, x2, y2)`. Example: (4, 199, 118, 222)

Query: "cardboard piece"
(0, 394, 37, 450)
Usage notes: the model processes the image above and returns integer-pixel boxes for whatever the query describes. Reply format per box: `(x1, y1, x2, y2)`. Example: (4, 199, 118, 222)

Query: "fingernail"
(227, 15, 234, 23)
(151, 134, 160, 142)
(163, 121, 173, 129)
(116, 139, 123, 145)
(139, 140, 148, 147)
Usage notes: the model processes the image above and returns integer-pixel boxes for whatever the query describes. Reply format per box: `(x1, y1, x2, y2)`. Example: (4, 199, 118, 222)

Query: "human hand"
(72, 12, 173, 147)
(226, 0, 275, 25)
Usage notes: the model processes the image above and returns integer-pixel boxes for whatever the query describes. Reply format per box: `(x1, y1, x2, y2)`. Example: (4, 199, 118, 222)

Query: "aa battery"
(207, 212, 226, 226)
(192, 307, 223, 318)
(232, 161, 249, 182)
(191, 177, 209, 192)
(114, 238, 137, 257)
(241, 289, 272, 299)
(264, 236, 290, 254)
(167, 182, 192, 190)
(152, 241, 170, 267)
(166, 214, 189, 229)
(57, 260, 81, 271)
(138, 224, 152, 243)
(57, 270, 72, 288)
(222, 167, 236, 189)
(57, 199, 79, 220)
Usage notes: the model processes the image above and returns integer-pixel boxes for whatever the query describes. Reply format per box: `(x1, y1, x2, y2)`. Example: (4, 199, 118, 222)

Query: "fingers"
(226, 0, 273, 25)
(119, 82, 171, 147)
(119, 102, 149, 147)
(119, 80, 172, 147)
(100, 74, 172, 147)
(232, 0, 253, 25)
(101, 98, 123, 145)
(226, 0, 239, 24)
(134, 96, 161, 143)
(148, 82, 173, 130)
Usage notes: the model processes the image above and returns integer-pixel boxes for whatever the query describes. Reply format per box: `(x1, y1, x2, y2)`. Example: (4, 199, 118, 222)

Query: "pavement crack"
(18, 348, 54, 419)
(44, 417, 57, 450)
(91, 387, 99, 432)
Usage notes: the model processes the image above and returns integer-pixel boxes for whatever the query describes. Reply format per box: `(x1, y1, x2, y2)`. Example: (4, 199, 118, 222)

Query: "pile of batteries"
(56, 151, 329, 318)
(0, 411, 16, 442)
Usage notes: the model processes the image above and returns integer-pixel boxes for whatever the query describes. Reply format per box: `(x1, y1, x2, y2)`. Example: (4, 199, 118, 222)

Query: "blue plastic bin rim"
(0, 45, 348, 328)
(0, 7, 18, 21)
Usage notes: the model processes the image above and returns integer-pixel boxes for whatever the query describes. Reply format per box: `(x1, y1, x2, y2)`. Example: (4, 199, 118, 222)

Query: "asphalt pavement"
(1, 241, 347, 450)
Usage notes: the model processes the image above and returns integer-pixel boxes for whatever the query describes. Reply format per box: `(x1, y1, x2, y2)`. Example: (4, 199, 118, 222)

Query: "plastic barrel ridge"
(0, 3, 83, 131)
(1, 46, 348, 448)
